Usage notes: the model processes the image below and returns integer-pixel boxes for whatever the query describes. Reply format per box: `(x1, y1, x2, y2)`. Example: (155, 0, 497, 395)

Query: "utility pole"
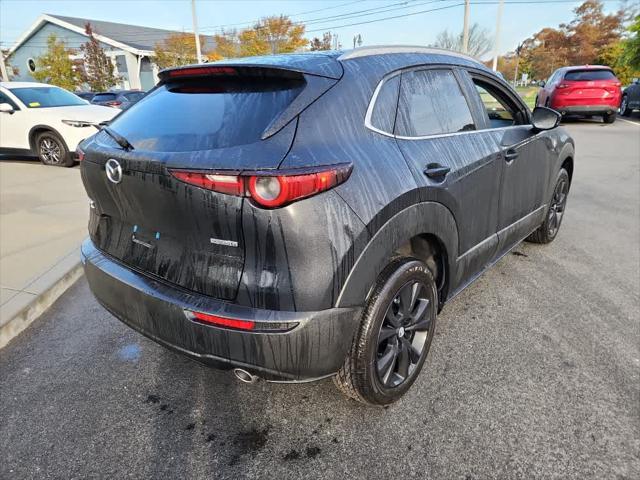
(462, 0, 470, 54)
(513, 43, 522, 87)
(491, 0, 504, 71)
(0, 49, 9, 81)
(191, 0, 203, 64)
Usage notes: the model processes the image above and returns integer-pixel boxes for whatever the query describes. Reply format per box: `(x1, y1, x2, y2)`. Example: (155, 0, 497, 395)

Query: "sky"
(0, 0, 630, 58)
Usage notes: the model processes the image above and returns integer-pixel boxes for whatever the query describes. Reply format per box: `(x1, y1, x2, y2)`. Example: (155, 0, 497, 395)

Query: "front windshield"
(10, 86, 86, 108)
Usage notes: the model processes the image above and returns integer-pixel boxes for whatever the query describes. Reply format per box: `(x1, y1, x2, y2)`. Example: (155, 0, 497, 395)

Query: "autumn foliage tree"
(309, 32, 333, 51)
(212, 15, 306, 58)
(81, 23, 119, 91)
(32, 34, 81, 90)
(153, 33, 221, 69)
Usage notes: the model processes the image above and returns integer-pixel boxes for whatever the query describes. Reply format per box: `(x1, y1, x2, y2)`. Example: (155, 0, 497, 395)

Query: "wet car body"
(80, 47, 575, 386)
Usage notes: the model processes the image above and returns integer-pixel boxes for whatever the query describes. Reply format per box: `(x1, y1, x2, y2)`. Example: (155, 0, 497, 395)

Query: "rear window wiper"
(101, 125, 134, 151)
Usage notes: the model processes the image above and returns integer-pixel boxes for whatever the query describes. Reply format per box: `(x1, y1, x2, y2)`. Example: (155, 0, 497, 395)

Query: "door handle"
(503, 149, 519, 162)
(424, 163, 450, 180)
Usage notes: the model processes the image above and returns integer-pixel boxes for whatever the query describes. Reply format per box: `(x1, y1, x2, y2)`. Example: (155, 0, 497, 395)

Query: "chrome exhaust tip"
(233, 368, 259, 384)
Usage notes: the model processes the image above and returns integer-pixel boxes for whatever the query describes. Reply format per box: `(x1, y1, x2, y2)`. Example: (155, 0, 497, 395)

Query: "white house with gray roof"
(7, 14, 213, 91)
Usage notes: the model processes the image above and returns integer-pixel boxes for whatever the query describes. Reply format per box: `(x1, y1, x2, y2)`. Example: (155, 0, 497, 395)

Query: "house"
(6, 14, 213, 90)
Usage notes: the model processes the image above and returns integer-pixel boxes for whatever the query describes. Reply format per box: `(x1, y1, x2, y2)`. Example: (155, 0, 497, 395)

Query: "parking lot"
(1, 117, 639, 479)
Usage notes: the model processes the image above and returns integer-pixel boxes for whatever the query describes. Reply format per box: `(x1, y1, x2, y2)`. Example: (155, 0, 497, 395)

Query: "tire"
(36, 131, 73, 167)
(603, 112, 616, 124)
(527, 168, 570, 244)
(620, 95, 631, 117)
(334, 257, 438, 405)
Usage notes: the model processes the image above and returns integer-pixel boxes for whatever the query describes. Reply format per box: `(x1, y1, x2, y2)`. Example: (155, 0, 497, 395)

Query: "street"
(1, 118, 639, 479)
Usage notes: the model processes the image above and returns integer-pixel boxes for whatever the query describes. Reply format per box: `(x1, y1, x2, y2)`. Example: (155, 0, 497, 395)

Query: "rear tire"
(334, 257, 437, 405)
(527, 168, 570, 244)
(36, 131, 73, 167)
(603, 112, 616, 124)
(620, 95, 631, 117)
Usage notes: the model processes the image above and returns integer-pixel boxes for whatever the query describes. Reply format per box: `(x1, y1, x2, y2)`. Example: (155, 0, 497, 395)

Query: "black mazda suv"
(80, 47, 574, 405)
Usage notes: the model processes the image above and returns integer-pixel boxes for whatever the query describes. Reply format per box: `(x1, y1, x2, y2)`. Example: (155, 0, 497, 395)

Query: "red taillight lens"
(107, 101, 122, 107)
(170, 171, 244, 196)
(169, 163, 352, 208)
(76, 147, 85, 161)
(187, 310, 255, 331)
(167, 66, 237, 78)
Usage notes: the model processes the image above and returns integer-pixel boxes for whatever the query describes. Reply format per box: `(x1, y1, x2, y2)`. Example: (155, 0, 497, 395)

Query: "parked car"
(0, 82, 117, 166)
(80, 48, 574, 405)
(76, 91, 96, 102)
(620, 78, 640, 117)
(91, 90, 145, 110)
(535, 65, 622, 123)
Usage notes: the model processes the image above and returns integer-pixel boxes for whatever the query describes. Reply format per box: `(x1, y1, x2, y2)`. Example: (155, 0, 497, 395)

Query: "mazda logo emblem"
(105, 159, 123, 184)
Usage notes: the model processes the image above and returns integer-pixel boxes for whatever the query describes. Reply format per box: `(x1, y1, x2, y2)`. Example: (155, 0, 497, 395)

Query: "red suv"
(536, 65, 622, 123)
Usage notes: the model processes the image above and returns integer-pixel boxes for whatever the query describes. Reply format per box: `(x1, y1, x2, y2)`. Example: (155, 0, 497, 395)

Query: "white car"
(0, 82, 117, 167)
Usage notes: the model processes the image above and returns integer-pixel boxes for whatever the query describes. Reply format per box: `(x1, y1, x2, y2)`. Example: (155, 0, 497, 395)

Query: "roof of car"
(0, 81, 54, 89)
(562, 65, 612, 71)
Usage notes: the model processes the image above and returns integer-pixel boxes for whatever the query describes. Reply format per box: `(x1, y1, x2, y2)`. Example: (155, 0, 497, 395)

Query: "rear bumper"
(554, 104, 618, 115)
(81, 239, 360, 381)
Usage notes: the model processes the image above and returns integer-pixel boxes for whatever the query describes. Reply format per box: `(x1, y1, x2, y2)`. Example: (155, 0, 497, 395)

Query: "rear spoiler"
(159, 54, 344, 81)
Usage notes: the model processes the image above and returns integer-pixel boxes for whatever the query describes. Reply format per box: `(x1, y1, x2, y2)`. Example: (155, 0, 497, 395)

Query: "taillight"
(107, 101, 122, 107)
(167, 66, 237, 78)
(169, 163, 352, 208)
(170, 171, 244, 196)
(76, 146, 85, 161)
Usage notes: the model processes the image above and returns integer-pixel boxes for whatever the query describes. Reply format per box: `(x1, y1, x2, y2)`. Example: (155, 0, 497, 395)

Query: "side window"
(395, 69, 475, 137)
(472, 79, 524, 129)
(368, 74, 400, 134)
(547, 70, 558, 85)
(0, 92, 19, 110)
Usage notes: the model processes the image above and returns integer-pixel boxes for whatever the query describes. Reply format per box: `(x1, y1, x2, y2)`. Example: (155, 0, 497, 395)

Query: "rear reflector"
(169, 163, 352, 208)
(187, 310, 255, 331)
(76, 146, 85, 161)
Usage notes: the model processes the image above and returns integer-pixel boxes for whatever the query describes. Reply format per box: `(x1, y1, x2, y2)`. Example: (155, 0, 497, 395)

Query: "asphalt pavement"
(1, 118, 639, 479)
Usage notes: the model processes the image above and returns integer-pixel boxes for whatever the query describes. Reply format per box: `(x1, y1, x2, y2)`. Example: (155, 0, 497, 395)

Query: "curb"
(0, 252, 83, 349)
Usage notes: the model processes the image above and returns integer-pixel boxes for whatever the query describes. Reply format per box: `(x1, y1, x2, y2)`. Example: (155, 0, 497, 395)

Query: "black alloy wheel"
(334, 257, 437, 405)
(527, 168, 570, 244)
(376, 280, 431, 387)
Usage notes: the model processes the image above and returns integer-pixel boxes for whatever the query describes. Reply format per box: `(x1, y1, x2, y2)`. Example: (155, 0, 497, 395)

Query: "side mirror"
(538, 80, 546, 88)
(531, 106, 561, 131)
(0, 103, 15, 114)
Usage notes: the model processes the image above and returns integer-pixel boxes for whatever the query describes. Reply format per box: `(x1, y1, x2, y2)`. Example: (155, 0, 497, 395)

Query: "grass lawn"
(515, 86, 539, 109)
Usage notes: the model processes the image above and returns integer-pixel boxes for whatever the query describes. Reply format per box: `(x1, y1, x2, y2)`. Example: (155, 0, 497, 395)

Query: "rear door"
(392, 67, 502, 288)
(81, 69, 312, 300)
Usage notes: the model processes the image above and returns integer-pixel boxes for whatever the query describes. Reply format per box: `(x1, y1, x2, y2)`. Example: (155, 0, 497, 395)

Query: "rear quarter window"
(395, 69, 475, 137)
(564, 69, 616, 81)
(368, 75, 400, 134)
(106, 78, 304, 152)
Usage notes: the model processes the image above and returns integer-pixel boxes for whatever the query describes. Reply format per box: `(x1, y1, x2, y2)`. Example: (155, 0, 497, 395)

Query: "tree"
(431, 23, 492, 58)
(81, 23, 119, 91)
(622, 15, 640, 69)
(32, 34, 81, 90)
(240, 15, 306, 56)
(153, 33, 221, 69)
(309, 32, 333, 51)
(212, 29, 241, 58)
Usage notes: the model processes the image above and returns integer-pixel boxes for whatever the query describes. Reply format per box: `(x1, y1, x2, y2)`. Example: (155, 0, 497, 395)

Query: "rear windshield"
(124, 92, 145, 102)
(92, 93, 117, 101)
(10, 86, 86, 108)
(564, 69, 616, 81)
(106, 78, 304, 152)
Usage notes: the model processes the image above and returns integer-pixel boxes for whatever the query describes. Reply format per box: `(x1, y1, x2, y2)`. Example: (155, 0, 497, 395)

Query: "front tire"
(527, 168, 570, 244)
(36, 131, 73, 167)
(603, 112, 616, 124)
(334, 258, 437, 405)
(620, 95, 631, 117)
